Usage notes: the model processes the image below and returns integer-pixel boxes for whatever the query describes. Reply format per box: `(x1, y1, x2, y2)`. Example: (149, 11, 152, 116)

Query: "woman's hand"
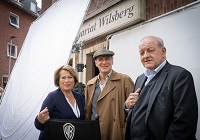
(37, 107, 50, 124)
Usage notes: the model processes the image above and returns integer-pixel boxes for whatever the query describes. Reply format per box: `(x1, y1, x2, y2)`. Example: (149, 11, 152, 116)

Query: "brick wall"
(146, 0, 196, 20)
(87, 0, 113, 14)
(41, 0, 56, 14)
(0, 1, 36, 87)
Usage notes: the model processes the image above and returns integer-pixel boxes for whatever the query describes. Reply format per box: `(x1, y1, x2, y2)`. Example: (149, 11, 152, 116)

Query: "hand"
(37, 107, 50, 124)
(125, 88, 140, 109)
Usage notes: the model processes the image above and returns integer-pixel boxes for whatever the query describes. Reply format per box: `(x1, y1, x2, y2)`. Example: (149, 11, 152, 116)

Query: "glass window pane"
(11, 45, 15, 56)
(8, 43, 17, 58)
(9, 13, 19, 28)
(10, 15, 17, 25)
(31, 2, 37, 12)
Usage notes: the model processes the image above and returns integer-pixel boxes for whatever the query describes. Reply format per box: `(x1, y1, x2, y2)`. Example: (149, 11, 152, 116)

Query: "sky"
(36, 0, 41, 8)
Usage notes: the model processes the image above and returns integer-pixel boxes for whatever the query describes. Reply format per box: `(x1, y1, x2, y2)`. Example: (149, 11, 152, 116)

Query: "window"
(9, 12, 19, 28)
(7, 42, 18, 59)
(31, 2, 37, 13)
(2, 76, 8, 89)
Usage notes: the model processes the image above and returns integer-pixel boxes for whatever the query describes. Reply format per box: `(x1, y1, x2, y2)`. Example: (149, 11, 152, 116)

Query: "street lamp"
(8, 36, 17, 77)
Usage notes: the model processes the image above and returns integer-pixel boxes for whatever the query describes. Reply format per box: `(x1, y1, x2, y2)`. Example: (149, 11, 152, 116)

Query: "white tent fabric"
(0, 0, 90, 139)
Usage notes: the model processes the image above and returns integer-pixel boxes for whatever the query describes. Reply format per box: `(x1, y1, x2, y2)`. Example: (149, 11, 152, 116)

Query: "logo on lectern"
(63, 123, 75, 140)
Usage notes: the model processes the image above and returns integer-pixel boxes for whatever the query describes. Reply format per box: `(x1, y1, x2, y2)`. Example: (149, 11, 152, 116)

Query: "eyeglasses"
(96, 57, 112, 62)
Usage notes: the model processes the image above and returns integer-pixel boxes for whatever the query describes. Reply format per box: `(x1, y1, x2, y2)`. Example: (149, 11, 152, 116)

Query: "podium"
(44, 119, 101, 140)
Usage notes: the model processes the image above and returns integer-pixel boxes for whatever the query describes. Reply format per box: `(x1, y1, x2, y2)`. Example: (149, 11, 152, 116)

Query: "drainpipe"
(105, 34, 113, 49)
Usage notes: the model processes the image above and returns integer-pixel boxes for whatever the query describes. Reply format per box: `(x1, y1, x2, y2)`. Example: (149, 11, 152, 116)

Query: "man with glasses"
(85, 48, 134, 140)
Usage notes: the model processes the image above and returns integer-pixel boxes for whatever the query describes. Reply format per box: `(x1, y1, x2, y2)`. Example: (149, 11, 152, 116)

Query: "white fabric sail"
(0, 0, 90, 139)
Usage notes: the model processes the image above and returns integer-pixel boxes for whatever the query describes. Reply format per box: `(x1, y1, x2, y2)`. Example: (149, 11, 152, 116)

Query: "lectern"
(44, 119, 101, 140)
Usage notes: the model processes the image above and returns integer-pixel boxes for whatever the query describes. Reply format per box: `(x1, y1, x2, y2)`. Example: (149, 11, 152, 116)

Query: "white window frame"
(31, 2, 37, 13)
(9, 12, 20, 29)
(7, 42, 18, 59)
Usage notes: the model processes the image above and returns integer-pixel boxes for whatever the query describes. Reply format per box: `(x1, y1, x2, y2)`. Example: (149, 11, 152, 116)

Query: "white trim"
(7, 42, 18, 59)
(31, 2, 37, 13)
(9, 12, 20, 29)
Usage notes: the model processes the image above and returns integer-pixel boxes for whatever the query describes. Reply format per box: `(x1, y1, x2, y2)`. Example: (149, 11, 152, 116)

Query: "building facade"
(41, 0, 57, 13)
(78, 1, 199, 138)
(0, 0, 39, 89)
(73, 0, 196, 84)
(40, 0, 196, 84)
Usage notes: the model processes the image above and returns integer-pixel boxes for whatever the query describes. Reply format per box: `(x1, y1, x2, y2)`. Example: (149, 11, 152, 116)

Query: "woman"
(34, 65, 85, 140)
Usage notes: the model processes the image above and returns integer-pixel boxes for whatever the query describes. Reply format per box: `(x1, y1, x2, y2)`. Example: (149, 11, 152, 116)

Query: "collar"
(144, 60, 166, 77)
(97, 70, 112, 83)
(97, 70, 112, 81)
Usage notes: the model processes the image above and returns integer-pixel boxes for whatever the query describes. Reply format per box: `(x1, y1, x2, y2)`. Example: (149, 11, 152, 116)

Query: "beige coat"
(85, 70, 134, 140)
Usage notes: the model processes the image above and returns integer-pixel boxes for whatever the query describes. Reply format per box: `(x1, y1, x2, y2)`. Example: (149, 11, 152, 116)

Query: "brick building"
(41, 0, 57, 13)
(0, 0, 40, 88)
(83, 0, 196, 47)
(41, 0, 196, 83)
(79, 0, 197, 82)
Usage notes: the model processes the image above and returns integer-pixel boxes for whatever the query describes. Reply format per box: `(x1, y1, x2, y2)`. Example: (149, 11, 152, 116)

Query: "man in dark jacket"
(125, 36, 198, 140)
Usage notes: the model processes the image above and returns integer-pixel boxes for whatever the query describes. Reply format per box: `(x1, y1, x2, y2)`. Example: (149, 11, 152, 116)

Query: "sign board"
(78, 0, 146, 42)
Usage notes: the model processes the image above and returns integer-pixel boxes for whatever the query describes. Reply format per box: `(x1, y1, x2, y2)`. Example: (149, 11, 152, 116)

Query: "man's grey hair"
(156, 37, 164, 48)
(140, 36, 164, 48)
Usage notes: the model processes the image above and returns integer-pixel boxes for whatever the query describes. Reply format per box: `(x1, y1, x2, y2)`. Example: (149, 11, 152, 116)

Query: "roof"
(6, 0, 40, 17)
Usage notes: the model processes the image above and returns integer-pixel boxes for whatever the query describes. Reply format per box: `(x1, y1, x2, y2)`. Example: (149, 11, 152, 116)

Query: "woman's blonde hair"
(54, 65, 78, 87)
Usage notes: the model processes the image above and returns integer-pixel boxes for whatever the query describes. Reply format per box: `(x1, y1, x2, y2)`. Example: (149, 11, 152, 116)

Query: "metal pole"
(78, 43, 83, 83)
(8, 39, 12, 77)
(8, 36, 16, 77)
(74, 42, 85, 95)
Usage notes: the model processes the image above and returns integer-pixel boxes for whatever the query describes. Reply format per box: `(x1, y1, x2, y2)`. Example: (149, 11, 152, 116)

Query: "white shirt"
(65, 97, 80, 118)
(97, 70, 112, 92)
(144, 60, 166, 85)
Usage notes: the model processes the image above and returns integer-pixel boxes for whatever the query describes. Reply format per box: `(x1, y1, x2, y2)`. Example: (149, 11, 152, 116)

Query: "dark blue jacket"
(34, 88, 85, 140)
